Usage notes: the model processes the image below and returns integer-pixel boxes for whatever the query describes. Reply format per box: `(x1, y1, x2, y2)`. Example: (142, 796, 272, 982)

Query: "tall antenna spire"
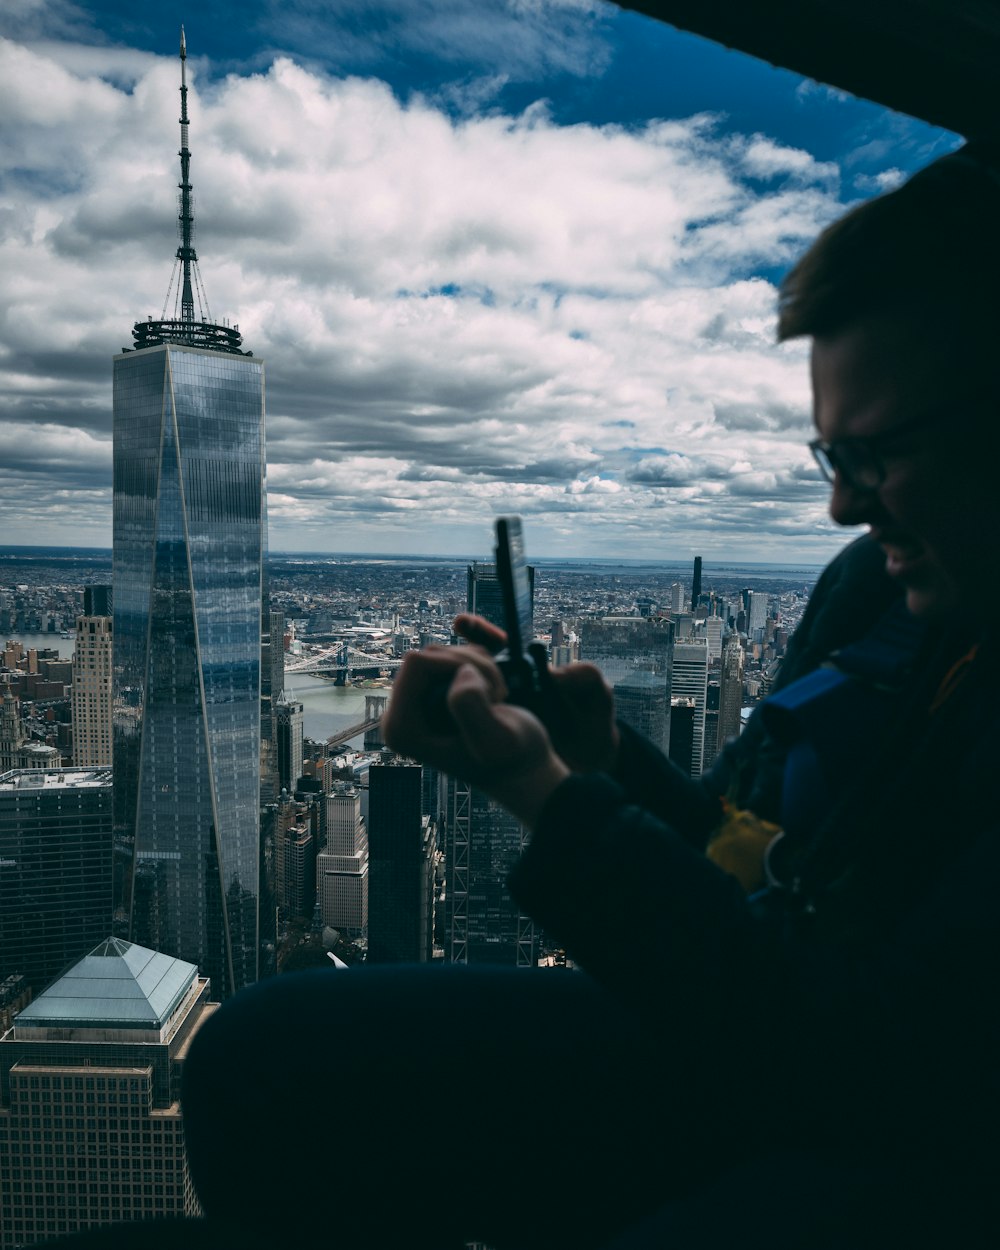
(128, 28, 250, 356)
(177, 25, 196, 324)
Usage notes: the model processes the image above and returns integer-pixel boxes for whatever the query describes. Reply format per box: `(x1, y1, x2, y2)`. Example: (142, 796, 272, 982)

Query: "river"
(3, 630, 76, 659)
(282, 672, 390, 746)
(3, 632, 387, 747)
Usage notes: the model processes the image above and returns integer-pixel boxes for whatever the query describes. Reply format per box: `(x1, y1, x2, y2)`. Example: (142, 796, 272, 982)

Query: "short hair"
(777, 143, 1000, 342)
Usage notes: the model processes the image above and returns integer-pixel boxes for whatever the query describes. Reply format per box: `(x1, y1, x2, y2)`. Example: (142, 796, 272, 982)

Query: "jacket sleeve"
(610, 719, 722, 847)
(507, 770, 1000, 1162)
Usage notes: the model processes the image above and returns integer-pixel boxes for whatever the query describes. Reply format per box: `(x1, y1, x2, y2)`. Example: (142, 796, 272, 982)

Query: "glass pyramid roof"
(15, 938, 199, 1031)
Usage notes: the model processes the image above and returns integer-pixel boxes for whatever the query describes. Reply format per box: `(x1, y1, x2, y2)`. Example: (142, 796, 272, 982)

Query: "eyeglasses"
(809, 414, 935, 492)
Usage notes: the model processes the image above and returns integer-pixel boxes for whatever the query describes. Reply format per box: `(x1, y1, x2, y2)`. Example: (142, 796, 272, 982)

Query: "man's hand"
(453, 614, 621, 775)
(382, 643, 570, 828)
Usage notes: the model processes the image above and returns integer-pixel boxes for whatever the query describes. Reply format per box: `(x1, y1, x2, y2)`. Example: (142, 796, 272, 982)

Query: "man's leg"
(181, 965, 720, 1249)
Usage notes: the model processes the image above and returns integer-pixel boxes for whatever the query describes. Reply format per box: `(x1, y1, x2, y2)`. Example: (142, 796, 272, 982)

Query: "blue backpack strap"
(759, 601, 927, 847)
(826, 599, 928, 687)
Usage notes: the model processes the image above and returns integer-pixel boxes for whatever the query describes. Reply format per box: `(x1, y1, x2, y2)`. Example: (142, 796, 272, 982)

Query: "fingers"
(549, 661, 613, 699)
(446, 664, 571, 826)
(384, 652, 570, 826)
(382, 646, 507, 760)
(453, 613, 507, 654)
(446, 663, 520, 763)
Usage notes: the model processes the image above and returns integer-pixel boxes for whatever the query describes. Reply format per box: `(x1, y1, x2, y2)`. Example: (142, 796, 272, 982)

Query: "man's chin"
(903, 581, 958, 623)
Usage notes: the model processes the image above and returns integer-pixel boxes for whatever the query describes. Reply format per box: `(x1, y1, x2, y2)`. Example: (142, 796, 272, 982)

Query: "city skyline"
(0, 1, 956, 561)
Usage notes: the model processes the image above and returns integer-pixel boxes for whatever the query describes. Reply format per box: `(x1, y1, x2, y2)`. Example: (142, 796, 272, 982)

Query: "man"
(183, 146, 999, 1247)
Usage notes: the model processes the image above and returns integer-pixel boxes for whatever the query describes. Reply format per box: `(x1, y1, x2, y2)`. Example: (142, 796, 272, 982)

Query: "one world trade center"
(112, 30, 265, 997)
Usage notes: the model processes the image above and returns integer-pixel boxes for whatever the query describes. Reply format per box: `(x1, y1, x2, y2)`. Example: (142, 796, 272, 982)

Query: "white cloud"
(0, 34, 859, 560)
(853, 167, 906, 194)
(739, 135, 839, 184)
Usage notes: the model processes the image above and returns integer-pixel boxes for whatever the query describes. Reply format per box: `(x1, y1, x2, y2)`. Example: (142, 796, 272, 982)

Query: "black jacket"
(508, 536, 998, 1246)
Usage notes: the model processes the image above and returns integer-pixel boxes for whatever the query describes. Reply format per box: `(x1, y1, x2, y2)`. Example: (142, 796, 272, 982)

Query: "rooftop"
(0, 768, 112, 791)
(14, 939, 199, 1033)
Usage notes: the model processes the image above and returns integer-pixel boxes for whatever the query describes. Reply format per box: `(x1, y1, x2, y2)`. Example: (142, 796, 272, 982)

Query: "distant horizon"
(0, 541, 829, 572)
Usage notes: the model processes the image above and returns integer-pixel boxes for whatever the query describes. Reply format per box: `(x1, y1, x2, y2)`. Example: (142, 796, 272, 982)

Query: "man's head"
(779, 146, 1000, 622)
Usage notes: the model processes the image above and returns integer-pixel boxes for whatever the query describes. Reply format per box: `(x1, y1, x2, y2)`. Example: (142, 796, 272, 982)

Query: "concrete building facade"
(71, 614, 113, 768)
(0, 939, 212, 1248)
(317, 784, 368, 940)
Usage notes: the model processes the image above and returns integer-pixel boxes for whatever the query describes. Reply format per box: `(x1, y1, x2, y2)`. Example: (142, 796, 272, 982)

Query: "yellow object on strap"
(706, 801, 782, 894)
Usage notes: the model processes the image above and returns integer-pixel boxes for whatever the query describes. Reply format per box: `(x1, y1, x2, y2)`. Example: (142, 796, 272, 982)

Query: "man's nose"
(828, 471, 879, 527)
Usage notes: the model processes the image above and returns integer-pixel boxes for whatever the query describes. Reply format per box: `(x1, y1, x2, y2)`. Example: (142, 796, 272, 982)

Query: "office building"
(83, 586, 113, 618)
(466, 560, 504, 625)
(580, 616, 672, 687)
(275, 810, 315, 919)
(72, 604, 113, 767)
(447, 777, 535, 965)
(670, 639, 709, 777)
(259, 608, 285, 804)
(112, 33, 264, 998)
(702, 679, 721, 770)
(276, 700, 305, 794)
(747, 591, 769, 641)
(703, 616, 723, 664)
(718, 635, 746, 752)
(668, 698, 696, 776)
(446, 565, 537, 966)
(0, 978, 29, 1039)
(0, 939, 210, 1247)
(0, 688, 24, 775)
(614, 671, 669, 754)
(368, 758, 436, 963)
(0, 769, 113, 996)
(465, 559, 535, 631)
(317, 784, 368, 940)
(581, 616, 671, 751)
(691, 556, 703, 608)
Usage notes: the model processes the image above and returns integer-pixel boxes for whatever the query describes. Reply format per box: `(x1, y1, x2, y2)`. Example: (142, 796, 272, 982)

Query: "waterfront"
(279, 671, 388, 747)
(3, 632, 75, 660)
(3, 633, 384, 748)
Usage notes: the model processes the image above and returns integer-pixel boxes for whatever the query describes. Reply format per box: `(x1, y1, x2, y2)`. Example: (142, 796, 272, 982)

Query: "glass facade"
(112, 344, 265, 998)
(0, 769, 113, 997)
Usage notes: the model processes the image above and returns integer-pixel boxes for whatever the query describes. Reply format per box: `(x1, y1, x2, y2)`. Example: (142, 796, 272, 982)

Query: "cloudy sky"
(0, 0, 957, 561)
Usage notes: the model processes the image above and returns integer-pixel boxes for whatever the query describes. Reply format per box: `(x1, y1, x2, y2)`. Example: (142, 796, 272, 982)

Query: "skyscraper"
(670, 639, 709, 777)
(0, 689, 24, 775)
(703, 615, 723, 663)
(747, 590, 769, 640)
(72, 590, 113, 767)
(0, 939, 210, 1246)
(670, 582, 686, 616)
(317, 783, 369, 940)
(580, 616, 671, 752)
(668, 697, 696, 776)
(613, 671, 669, 754)
(580, 616, 672, 688)
(446, 564, 536, 966)
(276, 699, 305, 793)
(465, 559, 535, 629)
(718, 634, 746, 752)
(259, 608, 285, 803)
(368, 757, 436, 963)
(274, 805, 316, 919)
(112, 31, 265, 999)
(0, 768, 113, 996)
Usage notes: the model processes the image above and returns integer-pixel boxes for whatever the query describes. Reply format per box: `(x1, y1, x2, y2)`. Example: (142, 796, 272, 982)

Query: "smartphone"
(493, 516, 546, 709)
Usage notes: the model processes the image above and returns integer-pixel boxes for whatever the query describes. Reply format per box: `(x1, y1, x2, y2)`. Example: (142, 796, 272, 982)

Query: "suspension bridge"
(325, 694, 389, 750)
(285, 643, 404, 683)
